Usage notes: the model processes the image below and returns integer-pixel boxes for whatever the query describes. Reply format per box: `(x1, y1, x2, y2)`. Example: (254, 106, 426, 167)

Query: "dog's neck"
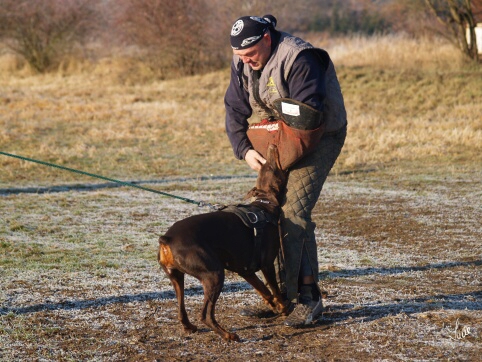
(246, 189, 280, 216)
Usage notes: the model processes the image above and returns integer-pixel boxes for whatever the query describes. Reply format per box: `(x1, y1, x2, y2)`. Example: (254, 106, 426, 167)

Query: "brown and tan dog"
(158, 144, 289, 341)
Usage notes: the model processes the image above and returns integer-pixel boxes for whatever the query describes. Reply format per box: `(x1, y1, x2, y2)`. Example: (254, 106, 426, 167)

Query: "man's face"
(233, 33, 272, 70)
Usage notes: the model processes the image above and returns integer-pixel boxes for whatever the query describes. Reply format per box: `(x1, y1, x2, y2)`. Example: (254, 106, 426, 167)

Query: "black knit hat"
(230, 15, 277, 50)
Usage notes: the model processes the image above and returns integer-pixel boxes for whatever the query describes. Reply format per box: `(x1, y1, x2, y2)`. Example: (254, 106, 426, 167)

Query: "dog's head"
(245, 144, 287, 206)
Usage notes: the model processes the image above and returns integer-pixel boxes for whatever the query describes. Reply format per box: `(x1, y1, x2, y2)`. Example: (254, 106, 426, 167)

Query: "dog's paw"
(224, 332, 240, 342)
(182, 323, 198, 334)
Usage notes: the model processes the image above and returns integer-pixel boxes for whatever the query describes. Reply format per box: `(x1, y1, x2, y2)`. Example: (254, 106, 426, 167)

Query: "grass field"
(1, 34, 481, 186)
(1, 35, 481, 361)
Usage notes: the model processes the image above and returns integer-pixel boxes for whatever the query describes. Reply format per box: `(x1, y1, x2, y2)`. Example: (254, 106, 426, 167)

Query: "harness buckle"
(246, 212, 259, 223)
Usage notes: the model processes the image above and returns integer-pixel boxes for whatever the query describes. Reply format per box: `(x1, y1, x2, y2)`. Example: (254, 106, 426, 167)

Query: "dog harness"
(220, 203, 279, 272)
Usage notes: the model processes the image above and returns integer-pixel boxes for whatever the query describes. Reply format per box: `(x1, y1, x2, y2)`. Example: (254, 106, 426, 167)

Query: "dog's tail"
(158, 235, 171, 245)
(158, 236, 175, 268)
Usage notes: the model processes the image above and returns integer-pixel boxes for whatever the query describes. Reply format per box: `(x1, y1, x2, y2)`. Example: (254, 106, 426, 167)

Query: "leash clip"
(198, 201, 225, 211)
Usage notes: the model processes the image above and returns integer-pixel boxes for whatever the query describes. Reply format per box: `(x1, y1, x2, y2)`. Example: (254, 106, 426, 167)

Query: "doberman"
(158, 144, 289, 341)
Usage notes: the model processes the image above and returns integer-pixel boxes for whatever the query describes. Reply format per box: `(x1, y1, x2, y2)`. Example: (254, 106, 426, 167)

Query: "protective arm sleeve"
(287, 49, 327, 113)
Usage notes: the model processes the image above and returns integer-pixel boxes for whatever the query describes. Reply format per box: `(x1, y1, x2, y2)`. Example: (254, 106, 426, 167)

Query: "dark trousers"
(279, 125, 347, 302)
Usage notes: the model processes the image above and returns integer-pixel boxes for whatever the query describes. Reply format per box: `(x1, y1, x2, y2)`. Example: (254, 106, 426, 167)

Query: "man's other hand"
(244, 149, 266, 171)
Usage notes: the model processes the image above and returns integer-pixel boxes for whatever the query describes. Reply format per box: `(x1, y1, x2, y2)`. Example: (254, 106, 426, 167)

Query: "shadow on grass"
(320, 260, 482, 279)
(0, 168, 377, 196)
(323, 290, 482, 324)
(0, 175, 256, 196)
(0, 282, 252, 316)
(1, 260, 480, 320)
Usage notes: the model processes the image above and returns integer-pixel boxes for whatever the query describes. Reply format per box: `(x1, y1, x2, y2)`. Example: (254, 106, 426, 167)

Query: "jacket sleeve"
(286, 49, 327, 113)
(224, 59, 253, 160)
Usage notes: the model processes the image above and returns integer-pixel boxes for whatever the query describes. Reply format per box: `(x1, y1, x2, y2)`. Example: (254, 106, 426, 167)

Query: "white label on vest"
(281, 102, 300, 117)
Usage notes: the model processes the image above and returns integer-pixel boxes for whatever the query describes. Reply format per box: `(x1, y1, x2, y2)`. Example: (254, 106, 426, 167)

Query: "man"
(224, 15, 347, 327)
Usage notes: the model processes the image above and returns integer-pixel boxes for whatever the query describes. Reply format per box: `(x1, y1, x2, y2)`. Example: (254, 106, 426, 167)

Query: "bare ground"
(0, 170, 481, 361)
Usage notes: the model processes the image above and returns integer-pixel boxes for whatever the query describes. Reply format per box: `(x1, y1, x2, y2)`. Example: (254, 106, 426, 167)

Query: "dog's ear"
(243, 187, 258, 200)
(266, 144, 282, 171)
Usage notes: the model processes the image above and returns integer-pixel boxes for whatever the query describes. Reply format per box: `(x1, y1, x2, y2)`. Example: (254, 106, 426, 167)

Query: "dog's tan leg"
(200, 270, 240, 342)
(260, 266, 289, 314)
(168, 269, 198, 333)
(241, 273, 280, 312)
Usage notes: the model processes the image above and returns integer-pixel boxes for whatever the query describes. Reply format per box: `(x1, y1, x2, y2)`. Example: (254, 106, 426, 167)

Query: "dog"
(158, 144, 289, 341)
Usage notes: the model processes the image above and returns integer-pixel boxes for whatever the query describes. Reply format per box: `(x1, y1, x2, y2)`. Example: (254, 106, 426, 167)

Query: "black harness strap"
(220, 204, 278, 272)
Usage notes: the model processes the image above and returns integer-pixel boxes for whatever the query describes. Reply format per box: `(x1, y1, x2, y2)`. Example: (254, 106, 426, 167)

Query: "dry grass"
(309, 34, 482, 170)
(0, 69, 234, 186)
(1, 34, 481, 188)
(311, 33, 469, 71)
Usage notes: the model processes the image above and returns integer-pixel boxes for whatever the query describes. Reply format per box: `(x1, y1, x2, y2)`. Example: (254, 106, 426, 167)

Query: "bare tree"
(425, 0, 480, 62)
(0, 0, 99, 72)
(112, 0, 228, 77)
(224, 0, 322, 33)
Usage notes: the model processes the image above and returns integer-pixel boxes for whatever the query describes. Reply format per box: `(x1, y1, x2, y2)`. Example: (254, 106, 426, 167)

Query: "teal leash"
(0, 151, 219, 209)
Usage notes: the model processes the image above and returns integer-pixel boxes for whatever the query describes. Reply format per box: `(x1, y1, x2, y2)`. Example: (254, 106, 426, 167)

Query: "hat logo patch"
(250, 16, 268, 24)
(231, 20, 244, 36)
(241, 35, 262, 48)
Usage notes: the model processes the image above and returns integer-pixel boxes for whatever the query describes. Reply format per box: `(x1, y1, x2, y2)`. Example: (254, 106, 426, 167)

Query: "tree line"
(0, 0, 480, 75)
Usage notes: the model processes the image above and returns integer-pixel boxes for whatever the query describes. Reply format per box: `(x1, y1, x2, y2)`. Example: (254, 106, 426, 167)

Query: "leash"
(0, 151, 222, 210)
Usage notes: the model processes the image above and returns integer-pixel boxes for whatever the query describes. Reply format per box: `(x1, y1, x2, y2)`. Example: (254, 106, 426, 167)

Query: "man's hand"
(244, 149, 266, 171)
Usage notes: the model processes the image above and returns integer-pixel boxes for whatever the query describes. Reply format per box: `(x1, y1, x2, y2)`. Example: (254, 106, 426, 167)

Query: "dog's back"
(159, 209, 278, 275)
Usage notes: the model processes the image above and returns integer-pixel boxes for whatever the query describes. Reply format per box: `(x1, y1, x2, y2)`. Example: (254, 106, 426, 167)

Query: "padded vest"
(234, 32, 347, 133)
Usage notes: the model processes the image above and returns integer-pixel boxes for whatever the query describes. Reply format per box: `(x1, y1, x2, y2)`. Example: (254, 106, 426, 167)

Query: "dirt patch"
(1, 172, 480, 361)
